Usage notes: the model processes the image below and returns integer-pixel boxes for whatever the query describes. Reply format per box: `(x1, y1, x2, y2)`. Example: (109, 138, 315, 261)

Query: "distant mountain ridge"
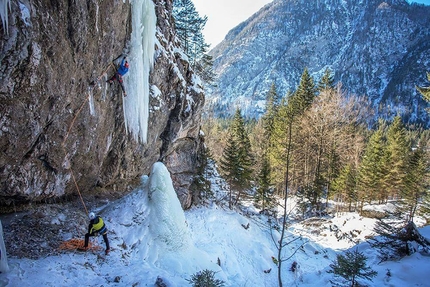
(208, 0, 430, 125)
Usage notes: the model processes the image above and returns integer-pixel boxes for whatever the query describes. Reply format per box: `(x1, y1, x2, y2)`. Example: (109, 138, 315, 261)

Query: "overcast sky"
(193, 0, 430, 49)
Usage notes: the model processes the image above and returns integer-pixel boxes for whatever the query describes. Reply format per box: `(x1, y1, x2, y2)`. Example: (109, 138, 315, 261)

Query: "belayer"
(81, 212, 110, 255)
(107, 57, 129, 96)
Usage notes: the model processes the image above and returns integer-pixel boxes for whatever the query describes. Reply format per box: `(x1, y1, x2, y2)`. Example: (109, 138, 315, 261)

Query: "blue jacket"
(117, 58, 129, 76)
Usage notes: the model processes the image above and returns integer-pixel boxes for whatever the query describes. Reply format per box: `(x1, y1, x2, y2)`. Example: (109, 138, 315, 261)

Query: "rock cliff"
(0, 0, 204, 209)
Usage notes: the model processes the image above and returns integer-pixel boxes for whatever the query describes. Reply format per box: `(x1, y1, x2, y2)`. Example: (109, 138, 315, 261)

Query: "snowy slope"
(1, 162, 429, 286)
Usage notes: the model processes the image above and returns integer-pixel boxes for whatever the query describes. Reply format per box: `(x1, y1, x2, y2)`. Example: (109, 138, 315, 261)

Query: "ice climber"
(82, 212, 110, 255)
(107, 57, 129, 96)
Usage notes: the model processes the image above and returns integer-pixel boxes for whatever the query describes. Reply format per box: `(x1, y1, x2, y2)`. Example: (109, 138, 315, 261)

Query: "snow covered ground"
(1, 162, 429, 287)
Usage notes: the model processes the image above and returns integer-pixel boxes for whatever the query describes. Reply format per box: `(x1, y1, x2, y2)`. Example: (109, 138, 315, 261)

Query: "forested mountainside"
(0, 0, 204, 209)
(208, 0, 430, 124)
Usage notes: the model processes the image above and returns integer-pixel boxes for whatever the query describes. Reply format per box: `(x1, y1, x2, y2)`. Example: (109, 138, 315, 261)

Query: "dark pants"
(108, 73, 126, 93)
(85, 232, 110, 250)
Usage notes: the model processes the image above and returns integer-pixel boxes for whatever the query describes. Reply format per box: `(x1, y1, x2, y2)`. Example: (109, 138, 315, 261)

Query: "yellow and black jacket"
(88, 216, 107, 236)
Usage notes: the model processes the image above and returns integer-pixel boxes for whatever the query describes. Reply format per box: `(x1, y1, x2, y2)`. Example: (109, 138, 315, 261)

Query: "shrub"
(187, 269, 225, 287)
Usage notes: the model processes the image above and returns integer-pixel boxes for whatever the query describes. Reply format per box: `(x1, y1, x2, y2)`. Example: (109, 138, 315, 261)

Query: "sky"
(193, 0, 430, 49)
(1, 161, 430, 286)
(193, 0, 273, 48)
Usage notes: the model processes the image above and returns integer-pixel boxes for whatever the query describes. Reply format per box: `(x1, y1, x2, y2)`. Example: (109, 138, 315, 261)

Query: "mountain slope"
(208, 0, 430, 124)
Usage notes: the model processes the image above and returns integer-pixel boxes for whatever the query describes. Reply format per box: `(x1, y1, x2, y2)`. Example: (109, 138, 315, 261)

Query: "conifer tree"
(269, 93, 295, 194)
(194, 145, 213, 202)
(262, 83, 281, 143)
(219, 109, 253, 208)
(401, 147, 429, 221)
(172, 0, 215, 85)
(255, 155, 274, 212)
(328, 248, 377, 287)
(295, 67, 317, 112)
(332, 163, 357, 212)
(357, 124, 386, 212)
(318, 68, 335, 91)
(383, 116, 409, 201)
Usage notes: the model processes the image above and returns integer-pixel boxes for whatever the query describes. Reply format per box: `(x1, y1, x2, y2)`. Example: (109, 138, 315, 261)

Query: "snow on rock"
(18, 2, 30, 27)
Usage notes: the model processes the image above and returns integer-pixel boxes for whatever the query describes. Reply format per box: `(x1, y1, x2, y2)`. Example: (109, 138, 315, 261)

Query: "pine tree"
(188, 269, 225, 287)
(255, 155, 274, 213)
(219, 135, 240, 208)
(383, 116, 409, 201)
(295, 67, 317, 113)
(172, 0, 215, 85)
(262, 83, 280, 146)
(318, 68, 335, 91)
(332, 163, 357, 212)
(194, 145, 213, 202)
(357, 124, 386, 212)
(328, 248, 377, 287)
(401, 147, 429, 221)
(269, 94, 294, 194)
(219, 109, 253, 208)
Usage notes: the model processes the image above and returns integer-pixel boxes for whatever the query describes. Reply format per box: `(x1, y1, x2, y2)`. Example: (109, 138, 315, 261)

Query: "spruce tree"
(269, 94, 295, 194)
(332, 164, 357, 212)
(357, 124, 386, 212)
(401, 147, 429, 221)
(194, 145, 213, 202)
(262, 83, 280, 145)
(172, 0, 215, 85)
(255, 155, 274, 213)
(383, 116, 409, 201)
(328, 248, 377, 287)
(295, 67, 317, 113)
(219, 109, 253, 208)
(318, 68, 335, 91)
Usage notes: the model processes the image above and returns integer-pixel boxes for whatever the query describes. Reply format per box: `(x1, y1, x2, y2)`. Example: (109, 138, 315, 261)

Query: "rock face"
(0, 0, 204, 209)
(209, 0, 430, 124)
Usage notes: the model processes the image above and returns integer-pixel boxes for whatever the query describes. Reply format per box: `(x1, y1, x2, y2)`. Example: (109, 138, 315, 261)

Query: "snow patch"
(19, 1, 30, 27)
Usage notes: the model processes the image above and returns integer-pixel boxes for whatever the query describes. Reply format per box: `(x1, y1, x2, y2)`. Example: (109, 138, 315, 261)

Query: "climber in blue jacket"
(107, 57, 129, 96)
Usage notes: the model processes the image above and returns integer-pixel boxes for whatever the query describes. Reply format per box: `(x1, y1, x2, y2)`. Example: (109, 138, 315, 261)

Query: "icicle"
(95, 2, 99, 33)
(123, 0, 156, 143)
(88, 88, 96, 116)
(0, 220, 9, 272)
(1, 0, 11, 35)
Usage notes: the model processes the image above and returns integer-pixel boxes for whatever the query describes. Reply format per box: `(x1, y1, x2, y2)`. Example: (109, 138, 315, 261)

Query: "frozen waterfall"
(148, 162, 191, 251)
(124, 0, 156, 143)
(1, 0, 11, 34)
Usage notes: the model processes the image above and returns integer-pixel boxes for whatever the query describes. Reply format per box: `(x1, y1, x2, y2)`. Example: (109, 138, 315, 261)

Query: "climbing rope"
(58, 238, 102, 252)
(61, 62, 115, 215)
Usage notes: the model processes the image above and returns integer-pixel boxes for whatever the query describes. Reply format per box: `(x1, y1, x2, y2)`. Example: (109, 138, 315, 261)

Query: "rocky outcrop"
(0, 0, 204, 209)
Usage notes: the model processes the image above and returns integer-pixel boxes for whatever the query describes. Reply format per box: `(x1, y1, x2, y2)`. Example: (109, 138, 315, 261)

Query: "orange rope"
(61, 63, 115, 215)
(58, 238, 102, 251)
